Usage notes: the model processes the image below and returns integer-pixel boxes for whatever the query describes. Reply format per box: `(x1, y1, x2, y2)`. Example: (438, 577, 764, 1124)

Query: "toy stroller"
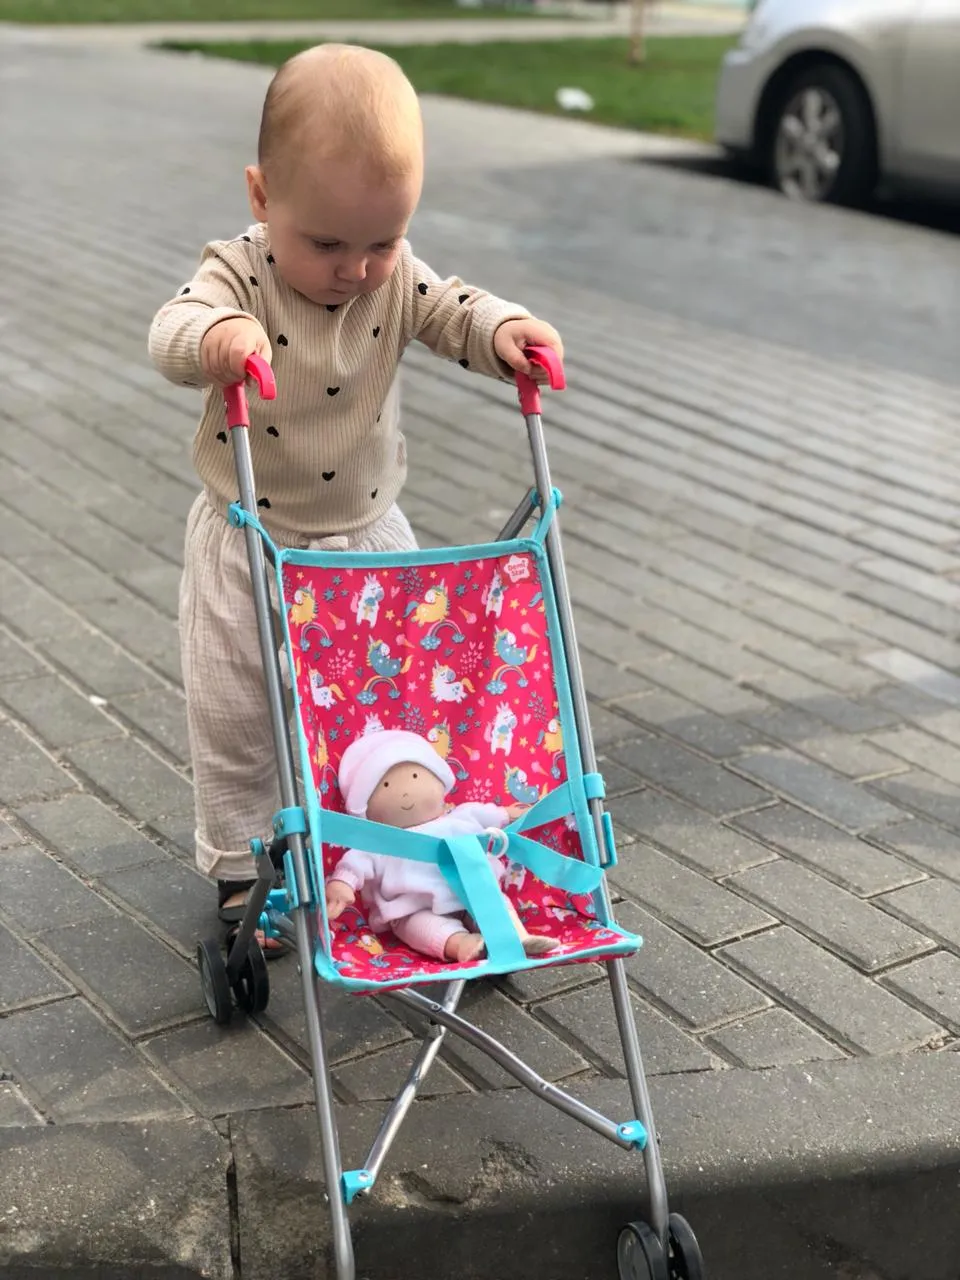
(195, 348, 704, 1280)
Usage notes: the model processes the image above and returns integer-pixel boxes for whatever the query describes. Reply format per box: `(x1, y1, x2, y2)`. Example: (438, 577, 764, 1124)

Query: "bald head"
(257, 43, 423, 185)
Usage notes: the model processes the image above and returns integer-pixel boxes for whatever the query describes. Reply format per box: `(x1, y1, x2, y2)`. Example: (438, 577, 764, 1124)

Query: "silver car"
(715, 0, 960, 204)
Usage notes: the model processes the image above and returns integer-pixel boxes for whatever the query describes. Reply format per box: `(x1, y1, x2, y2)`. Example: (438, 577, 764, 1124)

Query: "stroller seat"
(282, 535, 639, 993)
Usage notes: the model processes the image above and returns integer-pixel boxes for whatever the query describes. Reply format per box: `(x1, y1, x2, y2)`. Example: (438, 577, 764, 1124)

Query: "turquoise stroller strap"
(318, 808, 602, 966)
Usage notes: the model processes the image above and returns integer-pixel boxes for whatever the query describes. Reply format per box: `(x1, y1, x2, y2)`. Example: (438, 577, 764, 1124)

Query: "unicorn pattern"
(430, 662, 475, 704)
(481, 568, 505, 618)
(485, 702, 517, 756)
(352, 574, 384, 628)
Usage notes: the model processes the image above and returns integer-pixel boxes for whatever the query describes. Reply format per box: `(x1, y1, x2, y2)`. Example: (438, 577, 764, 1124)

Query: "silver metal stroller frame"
(194, 350, 704, 1280)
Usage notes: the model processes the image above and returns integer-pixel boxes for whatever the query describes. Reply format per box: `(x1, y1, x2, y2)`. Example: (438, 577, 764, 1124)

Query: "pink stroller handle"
(516, 344, 566, 417)
(223, 353, 277, 429)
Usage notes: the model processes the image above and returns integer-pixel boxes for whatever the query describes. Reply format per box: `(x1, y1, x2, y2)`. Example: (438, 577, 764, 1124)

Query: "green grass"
(0, 0, 539, 24)
(161, 35, 734, 140)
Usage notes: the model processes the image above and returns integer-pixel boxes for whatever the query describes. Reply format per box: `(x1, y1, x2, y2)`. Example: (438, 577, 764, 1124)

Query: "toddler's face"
(248, 157, 421, 308)
(366, 761, 446, 829)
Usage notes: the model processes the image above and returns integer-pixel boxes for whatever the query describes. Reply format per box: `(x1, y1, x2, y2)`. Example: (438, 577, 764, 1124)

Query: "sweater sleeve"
(402, 244, 530, 380)
(329, 848, 375, 894)
(454, 803, 512, 830)
(148, 238, 265, 388)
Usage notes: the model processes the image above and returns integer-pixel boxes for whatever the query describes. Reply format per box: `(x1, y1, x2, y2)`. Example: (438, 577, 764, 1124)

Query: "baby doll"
(326, 727, 559, 963)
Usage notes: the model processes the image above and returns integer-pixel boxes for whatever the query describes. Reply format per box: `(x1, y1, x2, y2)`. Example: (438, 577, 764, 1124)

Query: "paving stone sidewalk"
(1, 33, 960, 1280)
(0, 1, 745, 45)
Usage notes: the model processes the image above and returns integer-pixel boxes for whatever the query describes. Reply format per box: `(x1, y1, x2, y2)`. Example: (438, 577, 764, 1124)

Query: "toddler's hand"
(325, 879, 356, 921)
(505, 803, 529, 822)
(200, 316, 272, 387)
(493, 318, 564, 383)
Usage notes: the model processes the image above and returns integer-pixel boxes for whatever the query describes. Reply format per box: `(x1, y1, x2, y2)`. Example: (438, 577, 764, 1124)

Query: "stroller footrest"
(341, 1168, 375, 1205)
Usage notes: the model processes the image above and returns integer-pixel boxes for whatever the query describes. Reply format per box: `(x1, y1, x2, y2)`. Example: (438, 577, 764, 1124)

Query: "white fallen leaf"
(88, 695, 108, 707)
(555, 86, 595, 112)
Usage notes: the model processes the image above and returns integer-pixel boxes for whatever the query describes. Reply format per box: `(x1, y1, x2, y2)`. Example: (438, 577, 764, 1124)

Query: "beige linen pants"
(180, 493, 418, 881)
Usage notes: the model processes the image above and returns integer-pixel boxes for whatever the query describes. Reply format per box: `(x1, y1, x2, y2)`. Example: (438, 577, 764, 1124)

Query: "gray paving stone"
(586, 703, 647, 748)
(608, 737, 771, 818)
(788, 733, 906, 781)
(0, 844, 118, 934)
(734, 802, 922, 896)
(0, 629, 47, 679)
(0, 919, 74, 1013)
(718, 927, 944, 1055)
(0, 721, 76, 805)
(149, 810, 196, 856)
(15, 791, 165, 876)
(868, 817, 960, 885)
(727, 859, 933, 973)
(0, 997, 185, 1122)
(0, 1079, 44, 1126)
(609, 788, 776, 878)
(434, 984, 589, 1089)
(260, 973, 409, 1068)
(867, 724, 960, 787)
(623, 688, 766, 759)
(100, 855, 216, 954)
(499, 961, 605, 1004)
(538, 983, 716, 1077)
(110, 687, 190, 763)
(735, 750, 905, 831)
(581, 652, 649, 702)
(0, 818, 24, 848)
(66, 736, 193, 822)
(36, 913, 202, 1036)
(615, 900, 769, 1032)
(595, 753, 645, 797)
(36, 626, 163, 697)
(871, 768, 960, 833)
(704, 1007, 845, 1069)
(333, 1040, 471, 1103)
(877, 878, 960, 953)
(879, 950, 960, 1034)
(863, 648, 960, 706)
(143, 1017, 313, 1118)
(611, 841, 775, 947)
(0, 673, 122, 748)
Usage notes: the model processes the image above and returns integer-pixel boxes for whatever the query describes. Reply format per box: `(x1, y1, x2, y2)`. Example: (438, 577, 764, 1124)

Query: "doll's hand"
(505, 803, 529, 822)
(493, 318, 564, 382)
(325, 879, 356, 920)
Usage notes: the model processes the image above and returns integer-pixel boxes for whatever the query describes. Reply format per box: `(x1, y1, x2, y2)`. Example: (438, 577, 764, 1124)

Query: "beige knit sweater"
(149, 222, 530, 538)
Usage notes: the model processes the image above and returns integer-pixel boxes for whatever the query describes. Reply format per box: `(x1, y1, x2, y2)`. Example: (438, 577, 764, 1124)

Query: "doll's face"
(366, 762, 447, 829)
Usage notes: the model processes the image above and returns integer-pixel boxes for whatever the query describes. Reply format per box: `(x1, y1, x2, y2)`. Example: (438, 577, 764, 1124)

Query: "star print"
(429, 570, 437, 579)
(520, 737, 528, 748)
(296, 571, 304, 581)
(386, 610, 395, 621)
(521, 608, 528, 616)
(432, 708, 441, 718)
(510, 599, 520, 609)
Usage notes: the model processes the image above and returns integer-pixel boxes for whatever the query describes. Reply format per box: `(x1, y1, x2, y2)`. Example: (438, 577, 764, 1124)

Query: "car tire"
(767, 63, 877, 205)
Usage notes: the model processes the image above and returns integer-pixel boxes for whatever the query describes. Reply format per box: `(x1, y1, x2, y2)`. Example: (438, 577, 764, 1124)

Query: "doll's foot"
(445, 931, 487, 963)
(522, 933, 560, 956)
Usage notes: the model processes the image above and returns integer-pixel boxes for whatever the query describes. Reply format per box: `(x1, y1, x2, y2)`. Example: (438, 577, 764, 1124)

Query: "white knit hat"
(338, 726, 455, 817)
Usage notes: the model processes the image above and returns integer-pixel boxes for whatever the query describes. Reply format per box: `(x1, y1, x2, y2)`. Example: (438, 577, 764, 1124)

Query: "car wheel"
(768, 63, 876, 205)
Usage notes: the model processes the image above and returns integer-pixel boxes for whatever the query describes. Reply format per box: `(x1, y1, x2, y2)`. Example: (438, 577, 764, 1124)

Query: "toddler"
(148, 43, 563, 942)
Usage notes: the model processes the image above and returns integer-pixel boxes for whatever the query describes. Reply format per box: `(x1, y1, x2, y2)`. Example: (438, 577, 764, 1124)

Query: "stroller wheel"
(230, 933, 270, 1015)
(197, 938, 233, 1025)
(667, 1214, 703, 1279)
(617, 1220, 667, 1280)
